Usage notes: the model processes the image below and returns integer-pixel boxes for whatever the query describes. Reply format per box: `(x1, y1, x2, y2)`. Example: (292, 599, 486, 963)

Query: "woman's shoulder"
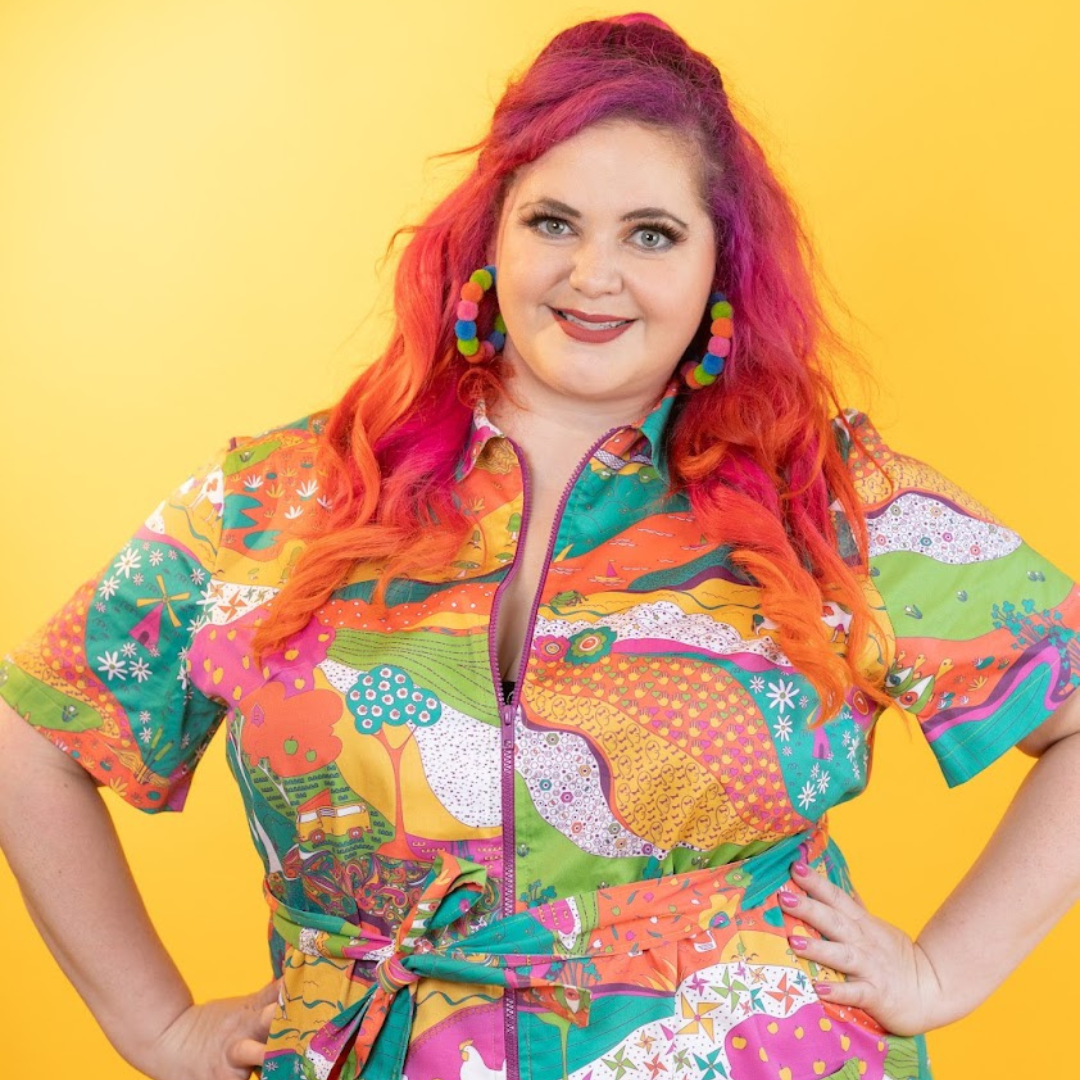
(222, 410, 331, 472)
(829, 407, 1004, 524)
(209, 410, 333, 573)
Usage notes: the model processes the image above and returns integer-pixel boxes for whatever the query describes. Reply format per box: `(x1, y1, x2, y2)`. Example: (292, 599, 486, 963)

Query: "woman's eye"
(633, 227, 674, 250)
(535, 217, 570, 237)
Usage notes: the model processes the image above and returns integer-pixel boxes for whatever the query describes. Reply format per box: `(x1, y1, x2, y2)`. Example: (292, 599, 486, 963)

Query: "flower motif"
(566, 626, 616, 666)
(98, 575, 121, 600)
(534, 635, 569, 662)
(765, 678, 798, 714)
(97, 651, 126, 681)
(114, 547, 141, 578)
(772, 716, 793, 743)
(797, 781, 817, 810)
(749, 675, 765, 693)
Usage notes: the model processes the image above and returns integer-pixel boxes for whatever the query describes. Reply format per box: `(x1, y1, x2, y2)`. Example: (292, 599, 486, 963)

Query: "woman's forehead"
(504, 120, 706, 212)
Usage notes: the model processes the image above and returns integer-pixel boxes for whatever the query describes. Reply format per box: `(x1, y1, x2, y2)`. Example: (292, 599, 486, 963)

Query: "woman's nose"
(567, 239, 622, 297)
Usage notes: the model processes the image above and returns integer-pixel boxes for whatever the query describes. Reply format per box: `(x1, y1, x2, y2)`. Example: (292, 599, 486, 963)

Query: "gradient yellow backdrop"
(2, 1, 1078, 1076)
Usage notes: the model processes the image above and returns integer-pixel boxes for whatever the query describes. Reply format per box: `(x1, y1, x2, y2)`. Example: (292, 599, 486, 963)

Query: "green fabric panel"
(327, 628, 498, 724)
(0, 662, 103, 732)
(932, 664, 1053, 787)
(872, 543, 1072, 641)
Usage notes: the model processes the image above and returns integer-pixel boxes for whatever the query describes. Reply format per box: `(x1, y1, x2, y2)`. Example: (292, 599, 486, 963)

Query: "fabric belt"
(265, 824, 830, 1080)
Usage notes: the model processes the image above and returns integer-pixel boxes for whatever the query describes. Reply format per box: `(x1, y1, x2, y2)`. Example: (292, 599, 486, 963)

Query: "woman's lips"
(552, 307, 635, 344)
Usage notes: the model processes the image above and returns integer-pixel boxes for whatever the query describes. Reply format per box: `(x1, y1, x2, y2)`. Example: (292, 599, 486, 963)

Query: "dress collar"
(455, 381, 680, 483)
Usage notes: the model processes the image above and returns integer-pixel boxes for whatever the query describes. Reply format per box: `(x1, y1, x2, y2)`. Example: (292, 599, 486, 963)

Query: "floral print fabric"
(3, 400, 1078, 1080)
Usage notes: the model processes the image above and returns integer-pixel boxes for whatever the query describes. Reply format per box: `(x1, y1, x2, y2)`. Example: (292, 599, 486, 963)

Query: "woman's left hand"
(779, 860, 945, 1036)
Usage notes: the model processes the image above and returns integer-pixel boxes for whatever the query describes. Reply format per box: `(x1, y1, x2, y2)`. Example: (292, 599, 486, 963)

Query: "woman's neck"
(488, 378, 665, 469)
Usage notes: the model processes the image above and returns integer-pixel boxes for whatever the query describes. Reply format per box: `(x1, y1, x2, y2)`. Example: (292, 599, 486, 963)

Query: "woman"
(2, 12, 1078, 1080)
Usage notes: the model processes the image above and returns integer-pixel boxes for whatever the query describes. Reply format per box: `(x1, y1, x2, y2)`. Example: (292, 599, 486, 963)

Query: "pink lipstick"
(552, 307, 635, 344)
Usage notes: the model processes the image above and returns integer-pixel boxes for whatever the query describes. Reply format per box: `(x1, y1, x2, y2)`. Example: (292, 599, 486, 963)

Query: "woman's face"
(492, 119, 717, 415)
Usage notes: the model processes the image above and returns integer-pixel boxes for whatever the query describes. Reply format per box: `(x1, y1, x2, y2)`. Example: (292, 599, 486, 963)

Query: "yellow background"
(1, 1, 1077, 1076)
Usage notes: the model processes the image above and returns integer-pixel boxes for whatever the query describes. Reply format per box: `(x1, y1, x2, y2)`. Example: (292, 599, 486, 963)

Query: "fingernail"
(814, 982, 833, 997)
(792, 860, 810, 877)
(788, 935, 809, 950)
(778, 889, 800, 908)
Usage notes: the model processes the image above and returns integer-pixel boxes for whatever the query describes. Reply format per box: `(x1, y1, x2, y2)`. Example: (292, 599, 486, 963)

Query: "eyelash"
(521, 213, 686, 249)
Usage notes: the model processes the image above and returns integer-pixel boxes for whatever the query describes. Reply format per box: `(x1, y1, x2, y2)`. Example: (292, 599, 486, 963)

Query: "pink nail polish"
(788, 935, 809, 950)
(778, 889, 799, 907)
(792, 860, 810, 877)
(814, 982, 833, 997)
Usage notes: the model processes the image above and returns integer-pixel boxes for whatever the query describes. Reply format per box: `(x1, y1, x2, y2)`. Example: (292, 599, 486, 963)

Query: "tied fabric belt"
(265, 825, 829, 1080)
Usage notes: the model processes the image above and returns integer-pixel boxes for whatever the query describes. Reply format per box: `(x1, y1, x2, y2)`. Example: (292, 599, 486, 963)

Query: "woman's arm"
(780, 692, 1080, 1034)
(0, 700, 277, 1080)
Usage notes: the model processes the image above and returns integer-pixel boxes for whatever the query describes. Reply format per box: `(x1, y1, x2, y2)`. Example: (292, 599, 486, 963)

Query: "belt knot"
(375, 954, 420, 994)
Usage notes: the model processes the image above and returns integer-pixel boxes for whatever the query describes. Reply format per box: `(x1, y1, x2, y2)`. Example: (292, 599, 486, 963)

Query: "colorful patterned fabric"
(3, 399, 1079, 1080)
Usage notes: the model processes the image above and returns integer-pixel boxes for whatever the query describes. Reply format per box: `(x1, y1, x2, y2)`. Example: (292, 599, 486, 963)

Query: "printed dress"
(4, 396, 1079, 1080)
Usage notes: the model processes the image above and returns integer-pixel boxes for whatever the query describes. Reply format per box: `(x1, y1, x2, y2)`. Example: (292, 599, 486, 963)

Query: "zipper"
(487, 426, 620, 1080)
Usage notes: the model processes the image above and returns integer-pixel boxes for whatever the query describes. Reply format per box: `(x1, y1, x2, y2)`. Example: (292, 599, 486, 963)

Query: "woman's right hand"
(137, 980, 281, 1080)
(0, 703, 281, 1080)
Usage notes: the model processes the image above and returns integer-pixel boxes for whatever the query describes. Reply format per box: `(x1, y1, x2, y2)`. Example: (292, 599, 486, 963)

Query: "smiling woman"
(1, 5, 1079, 1080)
(491, 122, 717, 415)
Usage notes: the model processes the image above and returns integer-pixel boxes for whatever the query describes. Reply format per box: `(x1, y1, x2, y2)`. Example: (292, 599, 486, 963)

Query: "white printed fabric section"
(867, 493, 1020, 564)
(517, 724, 663, 859)
(411, 705, 502, 828)
(566, 960, 852, 1080)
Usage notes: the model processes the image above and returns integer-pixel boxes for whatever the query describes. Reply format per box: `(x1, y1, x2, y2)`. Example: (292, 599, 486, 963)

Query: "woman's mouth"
(552, 308, 635, 343)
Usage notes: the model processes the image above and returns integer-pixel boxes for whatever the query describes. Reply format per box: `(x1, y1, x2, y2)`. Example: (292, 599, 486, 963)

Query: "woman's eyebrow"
(521, 198, 690, 231)
(622, 207, 690, 230)
(520, 198, 581, 218)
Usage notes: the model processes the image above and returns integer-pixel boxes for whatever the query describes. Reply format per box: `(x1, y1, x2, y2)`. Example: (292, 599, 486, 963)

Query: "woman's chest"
(198, 459, 880, 881)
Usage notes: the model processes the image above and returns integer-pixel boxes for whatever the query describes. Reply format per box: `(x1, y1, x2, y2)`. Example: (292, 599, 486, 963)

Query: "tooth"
(564, 312, 623, 329)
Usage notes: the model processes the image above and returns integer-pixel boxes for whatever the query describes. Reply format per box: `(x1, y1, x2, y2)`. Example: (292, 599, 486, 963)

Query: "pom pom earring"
(455, 265, 507, 364)
(681, 292, 733, 389)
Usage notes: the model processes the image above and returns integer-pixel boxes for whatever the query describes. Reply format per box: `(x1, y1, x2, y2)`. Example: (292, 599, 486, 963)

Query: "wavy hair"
(253, 13, 886, 719)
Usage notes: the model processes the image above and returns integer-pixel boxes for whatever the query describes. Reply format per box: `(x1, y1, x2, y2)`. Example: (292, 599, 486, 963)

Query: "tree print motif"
(345, 664, 443, 860)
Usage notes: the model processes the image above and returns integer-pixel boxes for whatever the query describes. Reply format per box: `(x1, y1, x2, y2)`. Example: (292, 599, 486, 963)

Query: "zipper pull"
(501, 702, 515, 727)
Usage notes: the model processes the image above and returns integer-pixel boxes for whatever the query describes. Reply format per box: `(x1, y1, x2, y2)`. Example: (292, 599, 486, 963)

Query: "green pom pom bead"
(470, 268, 494, 290)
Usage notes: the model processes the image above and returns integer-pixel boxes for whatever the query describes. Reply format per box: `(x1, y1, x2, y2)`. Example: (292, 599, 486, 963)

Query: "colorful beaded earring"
(455, 265, 507, 364)
(681, 291, 733, 389)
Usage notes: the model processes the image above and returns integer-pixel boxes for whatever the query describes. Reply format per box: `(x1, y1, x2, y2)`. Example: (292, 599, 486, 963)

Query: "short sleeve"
(841, 411, 1080, 786)
(0, 447, 232, 812)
